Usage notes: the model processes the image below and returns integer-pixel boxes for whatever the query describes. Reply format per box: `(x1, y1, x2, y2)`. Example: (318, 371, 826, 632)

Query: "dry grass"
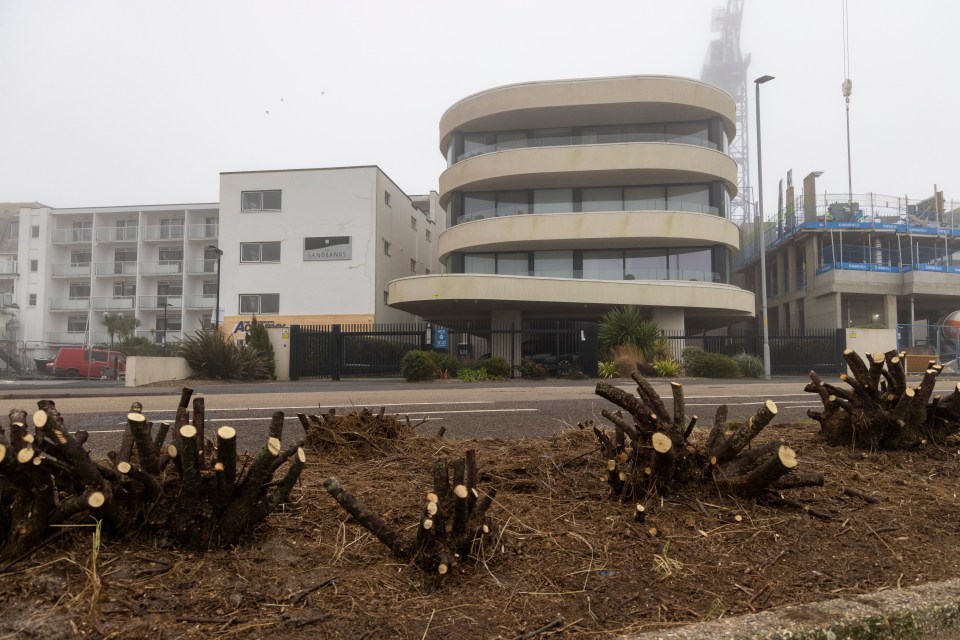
(609, 343, 647, 378)
(2, 424, 959, 639)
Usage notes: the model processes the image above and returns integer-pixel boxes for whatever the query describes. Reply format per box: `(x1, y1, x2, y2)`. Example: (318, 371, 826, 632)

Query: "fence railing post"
(288, 325, 300, 381)
(331, 324, 342, 381)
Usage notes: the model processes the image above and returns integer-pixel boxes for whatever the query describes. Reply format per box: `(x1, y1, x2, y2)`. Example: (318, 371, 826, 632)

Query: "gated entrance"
(289, 321, 599, 380)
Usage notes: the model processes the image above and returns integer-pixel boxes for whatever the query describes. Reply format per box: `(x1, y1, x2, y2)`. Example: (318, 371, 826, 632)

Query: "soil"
(2, 420, 959, 639)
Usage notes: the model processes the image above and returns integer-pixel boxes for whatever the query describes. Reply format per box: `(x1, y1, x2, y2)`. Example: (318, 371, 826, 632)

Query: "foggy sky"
(1, 0, 957, 213)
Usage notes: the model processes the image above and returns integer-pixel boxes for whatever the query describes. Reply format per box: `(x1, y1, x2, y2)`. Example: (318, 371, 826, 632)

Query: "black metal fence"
(289, 321, 599, 380)
(662, 328, 845, 375)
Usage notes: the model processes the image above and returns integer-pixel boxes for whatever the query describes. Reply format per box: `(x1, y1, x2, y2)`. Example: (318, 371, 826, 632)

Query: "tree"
(246, 316, 276, 379)
(598, 306, 661, 358)
(101, 313, 140, 347)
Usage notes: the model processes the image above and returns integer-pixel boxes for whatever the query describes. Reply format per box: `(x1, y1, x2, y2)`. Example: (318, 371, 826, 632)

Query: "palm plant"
(598, 306, 661, 362)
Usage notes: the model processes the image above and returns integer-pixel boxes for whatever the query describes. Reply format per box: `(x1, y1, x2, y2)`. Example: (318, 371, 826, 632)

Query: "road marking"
(198, 408, 538, 423)
(82, 429, 126, 434)
(142, 401, 494, 413)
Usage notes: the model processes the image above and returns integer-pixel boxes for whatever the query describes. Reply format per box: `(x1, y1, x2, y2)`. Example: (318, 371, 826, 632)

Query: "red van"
(46, 347, 126, 378)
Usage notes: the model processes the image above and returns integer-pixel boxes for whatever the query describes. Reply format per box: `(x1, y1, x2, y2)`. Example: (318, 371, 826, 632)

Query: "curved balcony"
(389, 274, 754, 325)
(438, 211, 740, 261)
(440, 75, 736, 155)
(439, 144, 737, 208)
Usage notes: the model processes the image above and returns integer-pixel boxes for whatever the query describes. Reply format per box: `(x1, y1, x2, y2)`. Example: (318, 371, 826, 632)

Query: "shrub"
(597, 360, 618, 378)
(432, 352, 461, 377)
(479, 356, 511, 380)
(683, 349, 741, 378)
(457, 367, 489, 382)
(519, 358, 548, 380)
(246, 317, 276, 379)
(733, 352, 764, 378)
(651, 358, 683, 377)
(610, 343, 647, 378)
(178, 326, 270, 380)
(401, 350, 438, 381)
(599, 306, 660, 359)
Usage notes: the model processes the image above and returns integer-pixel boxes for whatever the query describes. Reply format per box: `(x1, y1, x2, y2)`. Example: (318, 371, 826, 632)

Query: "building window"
(383, 240, 391, 256)
(159, 218, 184, 239)
(425, 229, 431, 242)
(30, 259, 38, 272)
(410, 258, 416, 273)
(28, 293, 36, 307)
(384, 191, 392, 206)
(9, 221, 18, 238)
(241, 190, 282, 212)
(410, 216, 417, 230)
(240, 241, 281, 263)
(31, 225, 39, 238)
(383, 291, 389, 305)
(239, 293, 279, 314)
(113, 281, 136, 297)
(69, 282, 91, 298)
(67, 315, 88, 333)
(71, 249, 92, 265)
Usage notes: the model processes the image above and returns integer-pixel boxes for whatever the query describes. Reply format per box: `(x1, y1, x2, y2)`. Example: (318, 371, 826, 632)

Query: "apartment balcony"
(140, 260, 184, 276)
(95, 227, 138, 242)
(139, 295, 183, 310)
(185, 259, 219, 275)
(140, 225, 185, 242)
(49, 297, 91, 312)
(51, 229, 93, 245)
(51, 263, 92, 278)
(0, 260, 18, 276)
(47, 332, 87, 345)
(184, 294, 216, 310)
(0, 293, 13, 307)
(135, 329, 184, 344)
(187, 224, 219, 241)
(94, 261, 137, 276)
(91, 296, 136, 311)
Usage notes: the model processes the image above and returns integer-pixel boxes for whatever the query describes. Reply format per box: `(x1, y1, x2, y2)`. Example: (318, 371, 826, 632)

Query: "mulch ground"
(2, 417, 959, 639)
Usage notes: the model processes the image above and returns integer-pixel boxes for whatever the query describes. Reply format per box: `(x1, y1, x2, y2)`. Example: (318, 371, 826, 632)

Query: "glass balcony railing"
(140, 260, 184, 275)
(187, 224, 219, 240)
(456, 199, 719, 224)
(185, 259, 219, 275)
(0, 261, 18, 275)
(91, 296, 136, 310)
(139, 295, 183, 310)
(140, 225, 186, 241)
(49, 297, 91, 311)
(459, 268, 723, 283)
(47, 332, 87, 345)
(184, 294, 216, 309)
(51, 228, 93, 243)
(94, 261, 138, 276)
(96, 227, 139, 242)
(51, 263, 92, 277)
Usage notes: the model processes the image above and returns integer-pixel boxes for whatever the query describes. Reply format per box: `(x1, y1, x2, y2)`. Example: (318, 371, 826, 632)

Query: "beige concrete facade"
(390, 75, 755, 332)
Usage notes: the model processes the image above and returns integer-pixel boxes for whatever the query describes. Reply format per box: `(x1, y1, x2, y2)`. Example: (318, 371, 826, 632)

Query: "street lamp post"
(755, 74, 775, 380)
(207, 246, 223, 328)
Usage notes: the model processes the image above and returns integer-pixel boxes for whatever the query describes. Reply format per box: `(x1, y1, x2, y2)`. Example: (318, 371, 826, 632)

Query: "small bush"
(519, 358, 548, 380)
(246, 317, 276, 379)
(432, 352, 461, 378)
(733, 352, 764, 378)
(683, 349, 741, 378)
(178, 326, 270, 380)
(457, 367, 489, 382)
(479, 356, 511, 380)
(651, 358, 683, 377)
(610, 343, 647, 378)
(597, 361, 618, 378)
(599, 306, 660, 358)
(401, 350, 437, 381)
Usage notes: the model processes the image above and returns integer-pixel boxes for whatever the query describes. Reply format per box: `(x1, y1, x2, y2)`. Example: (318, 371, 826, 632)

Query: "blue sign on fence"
(434, 327, 449, 349)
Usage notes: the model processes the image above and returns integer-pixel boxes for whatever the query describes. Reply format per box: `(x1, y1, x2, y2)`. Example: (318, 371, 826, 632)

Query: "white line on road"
(142, 401, 494, 413)
(196, 408, 538, 423)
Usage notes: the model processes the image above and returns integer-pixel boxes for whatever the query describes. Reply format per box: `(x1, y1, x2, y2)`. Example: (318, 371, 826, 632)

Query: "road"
(0, 376, 921, 455)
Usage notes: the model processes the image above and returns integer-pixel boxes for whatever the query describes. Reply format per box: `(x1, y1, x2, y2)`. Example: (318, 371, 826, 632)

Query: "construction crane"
(700, 0, 751, 226)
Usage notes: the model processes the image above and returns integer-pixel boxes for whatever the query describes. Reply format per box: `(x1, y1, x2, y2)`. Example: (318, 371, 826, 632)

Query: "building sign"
(304, 236, 352, 261)
(434, 327, 449, 350)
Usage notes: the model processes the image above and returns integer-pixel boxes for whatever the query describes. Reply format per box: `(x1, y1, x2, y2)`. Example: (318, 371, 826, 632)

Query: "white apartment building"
(1, 166, 442, 369)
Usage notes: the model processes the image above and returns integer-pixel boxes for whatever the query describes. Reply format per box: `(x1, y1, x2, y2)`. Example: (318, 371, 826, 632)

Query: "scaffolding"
(700, 0, 752, 226)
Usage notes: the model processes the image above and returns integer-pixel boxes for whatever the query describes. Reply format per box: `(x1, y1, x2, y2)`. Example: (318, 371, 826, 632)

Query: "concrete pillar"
(786, 244, 797, 292)
(651, 308, 684, 361)
(884, 295, 898, 329)
(835, 292, 844, 329)
(490, 309, 522, 368)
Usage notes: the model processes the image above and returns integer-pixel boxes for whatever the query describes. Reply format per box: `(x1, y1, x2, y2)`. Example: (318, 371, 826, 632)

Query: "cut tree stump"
(0, 389, 307, 559)
(591, 373, 822, 502)
(805, 349, 960, 449)
(323, 449, 500, 578)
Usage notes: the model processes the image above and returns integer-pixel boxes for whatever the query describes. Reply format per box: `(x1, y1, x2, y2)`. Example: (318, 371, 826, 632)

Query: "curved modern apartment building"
(388, 75, 754, 332)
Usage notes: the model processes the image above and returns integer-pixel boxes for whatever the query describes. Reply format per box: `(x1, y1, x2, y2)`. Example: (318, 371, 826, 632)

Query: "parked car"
(46, 347, 126, 379)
